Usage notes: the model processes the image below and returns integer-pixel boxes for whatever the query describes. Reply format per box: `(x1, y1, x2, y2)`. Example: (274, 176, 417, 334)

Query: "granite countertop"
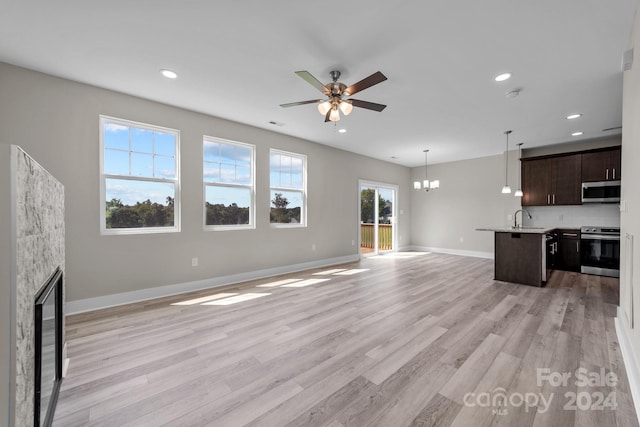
(476, 226, 557, 234)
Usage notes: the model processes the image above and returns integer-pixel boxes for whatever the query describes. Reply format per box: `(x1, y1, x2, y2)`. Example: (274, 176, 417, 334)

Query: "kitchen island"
(477, 227, 555, 287)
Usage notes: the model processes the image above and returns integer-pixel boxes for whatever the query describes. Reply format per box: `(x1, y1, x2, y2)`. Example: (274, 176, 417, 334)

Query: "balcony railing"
(361, 223, 393, 250)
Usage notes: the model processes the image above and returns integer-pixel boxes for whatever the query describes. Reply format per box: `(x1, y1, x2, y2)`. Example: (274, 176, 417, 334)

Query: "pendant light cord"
(504, 130, 512, 185)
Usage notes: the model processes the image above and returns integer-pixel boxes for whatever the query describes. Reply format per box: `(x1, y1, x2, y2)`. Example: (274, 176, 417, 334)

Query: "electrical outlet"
(191, 257, 198, 267)
(311, 243, 316, 251)
(459, 237, 464, 243)
(507, 214, 513, 221)
(351, 240, 355, 246)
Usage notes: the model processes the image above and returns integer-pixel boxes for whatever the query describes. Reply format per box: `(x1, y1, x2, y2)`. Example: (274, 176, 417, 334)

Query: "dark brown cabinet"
(495, 232, 544, 287)
(557, 229, 581, 272)
(581, 147, 621, 182)
(522, 154, 581, 206)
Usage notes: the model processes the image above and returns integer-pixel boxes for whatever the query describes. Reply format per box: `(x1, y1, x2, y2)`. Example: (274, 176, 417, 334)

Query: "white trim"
(407, 245, 494, 259)
(65, 254, 359, 314)
(616, 307, 640, 425)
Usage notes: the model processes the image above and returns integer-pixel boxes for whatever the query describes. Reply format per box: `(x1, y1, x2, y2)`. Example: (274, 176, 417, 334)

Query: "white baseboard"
(407, 245, 494, 260)
(615, 307, 640, 424)
(66, 254, 360, 315)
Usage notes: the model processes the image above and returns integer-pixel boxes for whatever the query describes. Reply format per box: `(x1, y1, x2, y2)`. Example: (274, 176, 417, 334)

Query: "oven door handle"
(582, 235, 620, 241)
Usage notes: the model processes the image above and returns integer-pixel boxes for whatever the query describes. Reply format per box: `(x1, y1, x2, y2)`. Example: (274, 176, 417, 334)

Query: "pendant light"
(514, 142, 524, 197)
(501, 130, 512, 194)
(413, 149, 439, 191)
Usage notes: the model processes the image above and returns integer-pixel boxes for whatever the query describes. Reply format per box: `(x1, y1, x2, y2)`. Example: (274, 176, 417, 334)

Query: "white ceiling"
(1, 1, 636, 167)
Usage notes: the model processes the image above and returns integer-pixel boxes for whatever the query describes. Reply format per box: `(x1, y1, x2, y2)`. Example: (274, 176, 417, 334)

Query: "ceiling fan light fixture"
(318, 101, 331, 115)
(339, 100, 353, 115)
(329, 107, 340, 122)
(282, 70, 387, 123)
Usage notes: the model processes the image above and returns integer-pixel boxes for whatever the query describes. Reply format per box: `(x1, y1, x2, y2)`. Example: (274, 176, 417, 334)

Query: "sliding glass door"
(359, 181, 397, 256)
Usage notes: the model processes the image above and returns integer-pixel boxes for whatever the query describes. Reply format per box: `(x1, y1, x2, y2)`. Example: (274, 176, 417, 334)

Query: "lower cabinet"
(495, 232, 544, 287)
(557, 229, 581, 272)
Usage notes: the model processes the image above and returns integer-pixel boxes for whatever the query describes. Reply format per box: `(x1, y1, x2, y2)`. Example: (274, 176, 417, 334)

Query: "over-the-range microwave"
(582, 180, 621, 203)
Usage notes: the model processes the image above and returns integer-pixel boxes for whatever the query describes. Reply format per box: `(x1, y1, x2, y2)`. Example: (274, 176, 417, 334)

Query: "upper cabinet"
(582, 147, 621, 182)
(522, 154, 582, 206)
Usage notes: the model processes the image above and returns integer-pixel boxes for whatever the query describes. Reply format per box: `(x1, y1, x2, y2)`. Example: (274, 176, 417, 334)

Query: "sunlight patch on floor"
(281, 278, 331, 287)
(171, 293, 239, 306)
(334, 269, 370, 275)
(256, 278, 303, 287)
(202, 293, 271, 305)
(368, 252, 431, 259)
(312, 268, 347, 275)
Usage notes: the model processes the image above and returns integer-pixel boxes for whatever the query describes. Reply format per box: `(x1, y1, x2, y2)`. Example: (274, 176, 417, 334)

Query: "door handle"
(547, 194, 550, 204)
(606, 169, 609, 180)
(553, 194, 555, 204)
(576, 241, 579, 252)
(613, 168, 616, 180)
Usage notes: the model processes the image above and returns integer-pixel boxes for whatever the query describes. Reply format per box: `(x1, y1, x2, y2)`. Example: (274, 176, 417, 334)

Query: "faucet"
(513, 209, 532, 228)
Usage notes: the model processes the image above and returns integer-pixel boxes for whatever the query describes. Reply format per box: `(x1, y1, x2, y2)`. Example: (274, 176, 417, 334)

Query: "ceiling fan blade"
(280, 99, 323, 108)
(295, 71, 329, 94)
(345, 71, 387, 96)
(349, 99, 387, 112)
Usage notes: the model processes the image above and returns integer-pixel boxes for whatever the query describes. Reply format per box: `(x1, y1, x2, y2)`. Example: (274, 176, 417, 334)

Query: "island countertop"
(476, 227, 556, 234)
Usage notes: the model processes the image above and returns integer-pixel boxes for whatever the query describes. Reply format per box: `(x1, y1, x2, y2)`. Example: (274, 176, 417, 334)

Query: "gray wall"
(410, 152, 522, 257)
(620, 3, 640, 409)
(0, 62, 411, 306)
(522, 135, 621, 158)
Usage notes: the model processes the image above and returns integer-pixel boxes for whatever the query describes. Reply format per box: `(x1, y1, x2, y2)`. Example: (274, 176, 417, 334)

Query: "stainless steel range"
(580, 226, 620, 277)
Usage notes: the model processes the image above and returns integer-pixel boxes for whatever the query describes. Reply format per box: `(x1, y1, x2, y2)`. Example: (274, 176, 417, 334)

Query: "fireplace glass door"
(34, 268, 63, 427)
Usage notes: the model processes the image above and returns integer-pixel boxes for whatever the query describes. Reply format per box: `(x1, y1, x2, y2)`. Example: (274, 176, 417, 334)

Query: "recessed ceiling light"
(494, 72, 512, 82)
(338, 129, 347, 133)
(566, 113, 582, 120)
(161, 69, 178, 79)
(572, 131, 584, 136)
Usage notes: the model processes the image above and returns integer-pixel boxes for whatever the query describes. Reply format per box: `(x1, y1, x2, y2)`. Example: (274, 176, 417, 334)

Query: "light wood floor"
(54, 252, 639, 427)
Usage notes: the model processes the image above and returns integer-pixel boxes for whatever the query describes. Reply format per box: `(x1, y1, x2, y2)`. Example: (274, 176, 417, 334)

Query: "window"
(270, 149, 306, 226)
(100, 116, 180, 234)
(203, 137, 255, 229)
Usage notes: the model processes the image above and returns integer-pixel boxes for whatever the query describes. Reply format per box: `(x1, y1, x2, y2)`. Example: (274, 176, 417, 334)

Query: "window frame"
(202, 136, 256, 231)
(99, 115, 181, 235)
(269, 148, 307, 228)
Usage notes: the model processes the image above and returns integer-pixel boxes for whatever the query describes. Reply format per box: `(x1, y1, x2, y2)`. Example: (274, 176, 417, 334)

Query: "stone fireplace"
(1, 145, 65, 427)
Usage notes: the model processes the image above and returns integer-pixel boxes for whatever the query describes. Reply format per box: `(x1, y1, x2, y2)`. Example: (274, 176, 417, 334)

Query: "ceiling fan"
(280, 70, 387, 122)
